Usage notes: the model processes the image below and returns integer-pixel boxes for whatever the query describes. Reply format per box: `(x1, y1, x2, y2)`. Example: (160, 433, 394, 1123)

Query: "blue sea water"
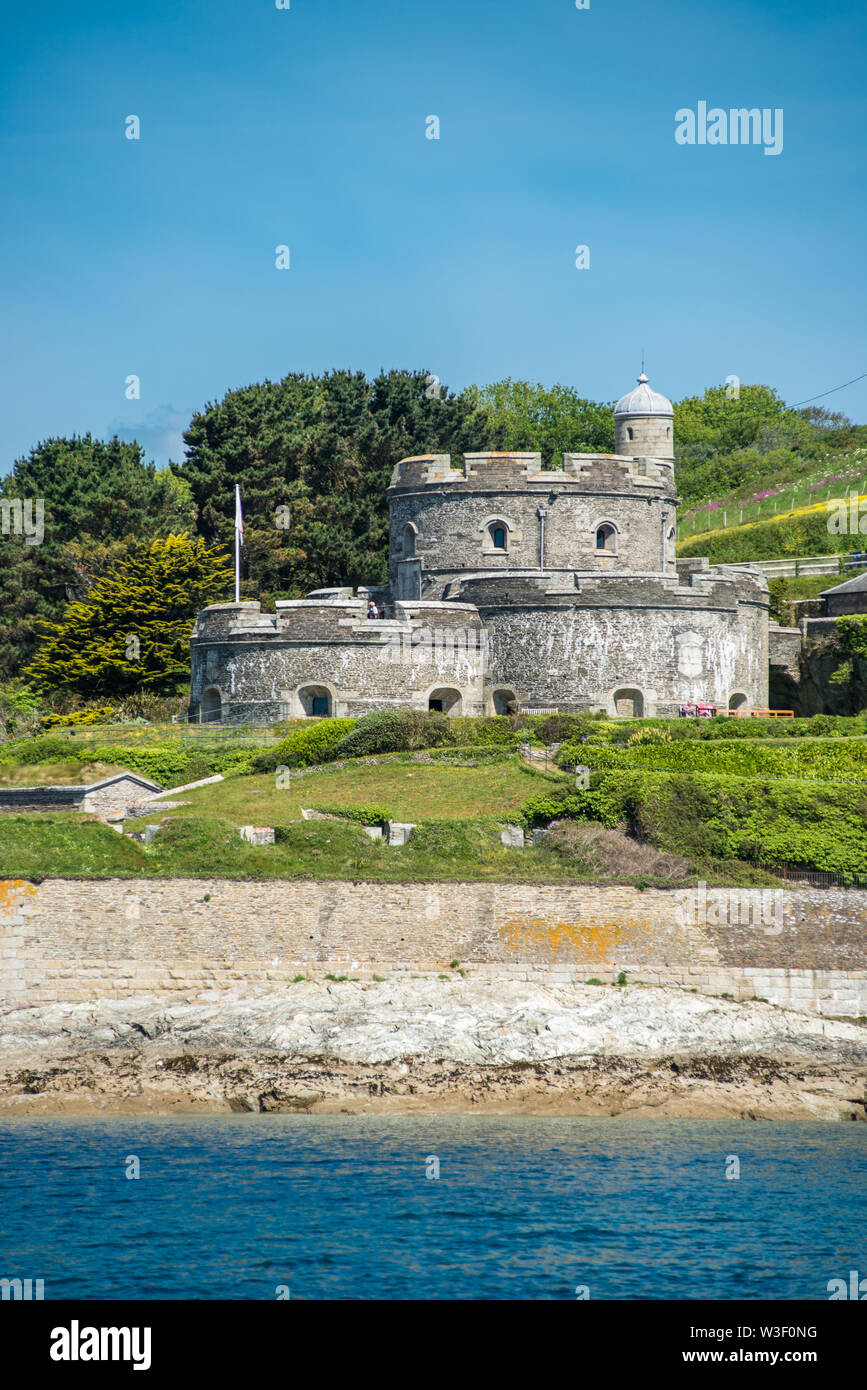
(0, 1117, 864, 1300)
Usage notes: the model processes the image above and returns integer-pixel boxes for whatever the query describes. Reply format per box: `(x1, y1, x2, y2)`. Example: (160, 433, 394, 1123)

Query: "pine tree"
(23, 534, 231, 696)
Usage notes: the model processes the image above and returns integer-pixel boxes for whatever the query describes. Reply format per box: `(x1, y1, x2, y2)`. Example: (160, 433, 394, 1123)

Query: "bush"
(449, 716, 521, 747)
(307, 803, 391, 826)
(520, 767, 867, 879)
(518, 781, 627, 829)
(528, 713, 606, 746)
(620, 772, 867, 879)
(40, 706, 116, 730)
(0, 736, 72, 765)
(252, 718, 356, 772)
(332, 710, 456, 758)
(544, 820, 690, 880)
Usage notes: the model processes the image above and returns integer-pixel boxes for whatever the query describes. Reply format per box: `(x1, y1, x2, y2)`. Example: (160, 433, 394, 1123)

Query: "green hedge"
(518, 770, 867, 879)
(332, 710, 454, 758)
(556, 738, 867, 782)
(0, 736, 256, 786)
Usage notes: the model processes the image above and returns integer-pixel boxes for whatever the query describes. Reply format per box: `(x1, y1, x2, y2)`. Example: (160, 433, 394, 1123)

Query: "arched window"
(596, 523, 616, 552)
(627, 427, 634, 440)
(402, 523, 416, 558)
(666, 426, 671, 438)
(489, 522, 508, 551)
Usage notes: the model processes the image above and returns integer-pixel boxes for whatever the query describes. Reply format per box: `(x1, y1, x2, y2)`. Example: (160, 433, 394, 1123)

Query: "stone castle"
(188, 374, 770, 722)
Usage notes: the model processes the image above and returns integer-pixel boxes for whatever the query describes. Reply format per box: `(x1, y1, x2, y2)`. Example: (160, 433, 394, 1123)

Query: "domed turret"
(614, 372, 674, 460)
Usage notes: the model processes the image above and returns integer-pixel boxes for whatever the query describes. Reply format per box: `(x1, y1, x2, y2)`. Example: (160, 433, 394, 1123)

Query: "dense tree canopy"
(23, 534, 230, 697)
(172, 369, 492, 604)
(0, 436, 193, 679)
(461, 379, 615, 464)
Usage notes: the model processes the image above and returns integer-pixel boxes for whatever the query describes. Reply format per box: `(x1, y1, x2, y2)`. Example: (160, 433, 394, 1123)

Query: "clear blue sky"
(1, 0, 865, 471)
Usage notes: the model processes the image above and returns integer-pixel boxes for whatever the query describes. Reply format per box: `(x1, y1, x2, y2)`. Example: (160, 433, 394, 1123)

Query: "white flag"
(235, 485, 244, 544)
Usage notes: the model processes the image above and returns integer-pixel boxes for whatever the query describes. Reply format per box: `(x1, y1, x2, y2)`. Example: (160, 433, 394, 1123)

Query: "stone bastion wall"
(2, 878, 865, 1018)
(454, 565, 769, 715)
(189, 598, 492, 720)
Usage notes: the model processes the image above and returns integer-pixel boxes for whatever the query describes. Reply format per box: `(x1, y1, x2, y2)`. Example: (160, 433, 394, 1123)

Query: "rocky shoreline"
(1, 979, 865, 1120)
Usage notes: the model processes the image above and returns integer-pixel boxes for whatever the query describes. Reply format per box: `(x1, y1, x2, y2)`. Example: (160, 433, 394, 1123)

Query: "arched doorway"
(200, 687, 222, 723)
(728, 692, 749, 712)
(492, 688, 517, 715)
(613, 687, 644, 718)
(298, 684, 332, 717)
(428, 688, 462, 715)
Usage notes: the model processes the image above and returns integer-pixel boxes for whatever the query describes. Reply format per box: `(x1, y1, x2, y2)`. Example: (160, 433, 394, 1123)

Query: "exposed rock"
(238, 826, 275, 845)
(1, 979, 864, 1119)
(499, 824, 525, 848)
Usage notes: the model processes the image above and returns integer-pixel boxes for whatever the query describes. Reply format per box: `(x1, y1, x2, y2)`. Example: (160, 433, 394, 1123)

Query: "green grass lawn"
(125, 752, 561, 830)
(0, 814, 147, 877)
(0, 811, 776, 886)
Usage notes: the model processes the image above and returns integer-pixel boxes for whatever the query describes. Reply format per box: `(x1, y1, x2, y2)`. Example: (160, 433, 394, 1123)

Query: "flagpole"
(234, 484, 242, 603)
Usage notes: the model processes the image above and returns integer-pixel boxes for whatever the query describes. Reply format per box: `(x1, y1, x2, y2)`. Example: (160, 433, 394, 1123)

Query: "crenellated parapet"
(388, 450, 675, 496)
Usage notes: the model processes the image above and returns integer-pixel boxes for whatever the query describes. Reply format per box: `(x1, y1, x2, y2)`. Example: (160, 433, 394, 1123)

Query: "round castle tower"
(614, 372, 675, 460)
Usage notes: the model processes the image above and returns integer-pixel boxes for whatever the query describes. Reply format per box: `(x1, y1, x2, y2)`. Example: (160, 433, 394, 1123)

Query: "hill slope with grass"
(1, 711, 865, 884)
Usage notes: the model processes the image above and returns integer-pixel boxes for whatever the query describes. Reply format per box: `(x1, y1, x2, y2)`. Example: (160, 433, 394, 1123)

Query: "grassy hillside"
(1, 711, 865, 883)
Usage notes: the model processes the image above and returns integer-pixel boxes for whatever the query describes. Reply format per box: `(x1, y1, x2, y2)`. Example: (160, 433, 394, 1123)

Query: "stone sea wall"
(2, 878, 866, 1017)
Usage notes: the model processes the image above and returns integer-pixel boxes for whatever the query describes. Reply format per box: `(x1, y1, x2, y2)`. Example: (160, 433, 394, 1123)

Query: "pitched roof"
(83, 772, 164, 793)
(820, 570, 867, 597)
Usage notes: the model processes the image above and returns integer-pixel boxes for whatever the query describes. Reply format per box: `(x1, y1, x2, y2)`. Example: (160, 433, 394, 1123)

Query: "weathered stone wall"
(189, 600, 489, 719)
(2, 878, 865, 1017)
(614, 413, 674, 460)
(768, 624, 801, 681)
(388, 451, 678, 591)
(458, 570, 768, 714)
